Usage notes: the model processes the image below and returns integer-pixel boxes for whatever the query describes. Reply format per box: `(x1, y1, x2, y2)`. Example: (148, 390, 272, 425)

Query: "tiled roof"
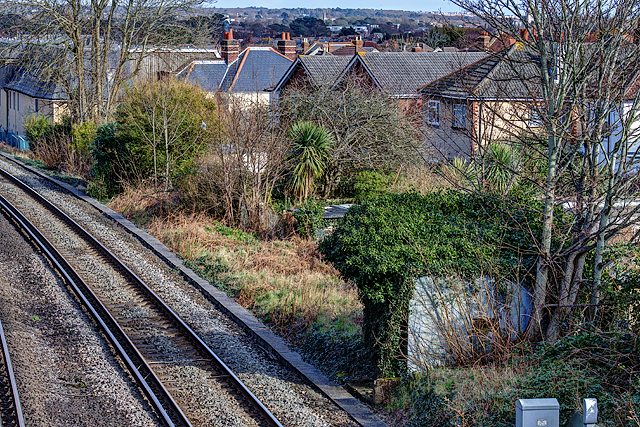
(224, 47, 293, 92)
(331, 46, 376, 56)
(298, 55, 352, 85)
(179, 47, 292, 93)
(355, 51, 489, 96)
(4, 67, 65, 100)
(176, 60, 228, 92)
(420, 43, 543, 100)
(0, 65, 14, 88)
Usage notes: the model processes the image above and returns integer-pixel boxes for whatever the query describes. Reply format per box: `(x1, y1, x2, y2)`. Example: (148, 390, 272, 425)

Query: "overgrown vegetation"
(392, 330, 639, 427)
(320, 190, 542, 377)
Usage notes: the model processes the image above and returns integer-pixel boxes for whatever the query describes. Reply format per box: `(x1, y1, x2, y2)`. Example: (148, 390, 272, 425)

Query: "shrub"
(352, 170, 393, 201)
(28, 117, 73, 170)
(116, 78, 217, 189)
(291, 199, 325, 239)
(71, 122, 98, 157)
(320, 190, 542, 376)
(89, 123, 129, 198)
(23, 114, 52, 148)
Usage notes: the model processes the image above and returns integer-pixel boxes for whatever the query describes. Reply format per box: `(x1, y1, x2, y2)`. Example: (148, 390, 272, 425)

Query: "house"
(335, 50, 488, 115)
(275, 50, 488, 107)
(419, 42, 544, 158)
(419, 41, 640, 161)
(300, 36, 380, 56)
(0, 64, 66, 149)
(177, 30, 294, 104)
(273, 55, 353, 92)
(127, 46, 222, 81)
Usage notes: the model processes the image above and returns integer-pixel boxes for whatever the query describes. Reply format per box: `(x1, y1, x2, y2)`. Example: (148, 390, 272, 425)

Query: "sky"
(213, 0, 462, 13)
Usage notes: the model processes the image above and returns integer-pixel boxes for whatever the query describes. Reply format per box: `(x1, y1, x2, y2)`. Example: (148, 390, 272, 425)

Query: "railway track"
(0, 310, 24, 427)
(0, 166, 284, 427)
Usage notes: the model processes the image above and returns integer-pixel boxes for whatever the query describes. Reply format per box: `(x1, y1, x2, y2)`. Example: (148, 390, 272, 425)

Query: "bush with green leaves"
(352, 170, 393, 201)
(319, 190, 542, 376)
(291, 199, 325, 238)
(71, 122, 98, 157)
(89, 123, 129, 198)
(115, 78, 217, 189)
(23, 114, 52, 148)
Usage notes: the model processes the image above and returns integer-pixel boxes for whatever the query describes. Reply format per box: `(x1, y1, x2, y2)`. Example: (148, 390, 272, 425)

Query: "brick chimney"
(277, 32, 297, 60)
(480, 31, 491, 49)
(302, 38, 310, 54)
(353, 35, 364, 48)
(221, 29, 239, 64)
(411, 43, 423, 52)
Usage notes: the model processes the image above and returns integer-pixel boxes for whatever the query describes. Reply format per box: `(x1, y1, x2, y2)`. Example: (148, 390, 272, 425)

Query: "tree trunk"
(546, 251, 586, 341)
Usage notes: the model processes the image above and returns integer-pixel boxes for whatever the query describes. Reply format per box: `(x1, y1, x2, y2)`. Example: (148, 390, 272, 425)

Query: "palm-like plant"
(288, 121, 333, 202)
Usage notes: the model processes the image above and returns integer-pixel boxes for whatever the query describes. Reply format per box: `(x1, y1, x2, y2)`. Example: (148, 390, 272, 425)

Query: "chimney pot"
(277, 34, 297, 60)
(221, 29, 239, 63)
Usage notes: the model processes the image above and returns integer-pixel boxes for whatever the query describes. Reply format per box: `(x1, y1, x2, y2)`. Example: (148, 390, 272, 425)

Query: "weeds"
(121, 211, 363, 346)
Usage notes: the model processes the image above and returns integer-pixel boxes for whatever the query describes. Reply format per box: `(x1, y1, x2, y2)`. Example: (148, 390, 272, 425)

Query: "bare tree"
(426, 0, 640, 340)
(0, 0, 205, 124)
(278, 74, 424, 198)
(194, 94, 289, 232)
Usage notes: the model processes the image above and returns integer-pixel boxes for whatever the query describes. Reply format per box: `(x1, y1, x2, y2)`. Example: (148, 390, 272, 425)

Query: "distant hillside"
(194, 6, 484, 29)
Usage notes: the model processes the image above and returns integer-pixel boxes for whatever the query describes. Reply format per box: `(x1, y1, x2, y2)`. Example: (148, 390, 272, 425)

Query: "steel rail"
(0, 306, 25, 427)
(0, 167, 284, 427)
(0, 193, 186, 427)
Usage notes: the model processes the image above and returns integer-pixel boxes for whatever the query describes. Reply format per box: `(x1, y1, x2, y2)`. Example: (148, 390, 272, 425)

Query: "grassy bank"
(108, 188, 373, 383)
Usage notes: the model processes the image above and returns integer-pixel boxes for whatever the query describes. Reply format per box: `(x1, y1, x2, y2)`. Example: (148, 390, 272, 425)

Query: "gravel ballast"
(0, 211, 162, 427)
(0, 153, 382, 427)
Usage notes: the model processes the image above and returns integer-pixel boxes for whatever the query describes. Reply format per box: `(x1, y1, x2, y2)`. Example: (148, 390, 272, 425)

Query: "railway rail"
(0, 166, 284, 427)
(0, 309, 24, 427)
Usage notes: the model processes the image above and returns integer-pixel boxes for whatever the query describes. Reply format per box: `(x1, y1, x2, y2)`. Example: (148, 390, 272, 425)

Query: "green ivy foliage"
(291, 199, 326, 238)
(319, 190, 542, 376)
(352, 170, 393, 202)
(89, 123, 129, 198)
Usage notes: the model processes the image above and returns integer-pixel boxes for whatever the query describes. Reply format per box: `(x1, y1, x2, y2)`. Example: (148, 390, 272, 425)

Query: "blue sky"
(214, 0, 461, 13)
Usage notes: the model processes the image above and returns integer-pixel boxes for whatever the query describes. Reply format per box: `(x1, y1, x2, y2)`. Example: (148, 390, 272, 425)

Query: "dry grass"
(108, 183, 181, 218)
(107, 199, 363, 340)
(394, 163, 452, 195)
(0, 142, 33, 158)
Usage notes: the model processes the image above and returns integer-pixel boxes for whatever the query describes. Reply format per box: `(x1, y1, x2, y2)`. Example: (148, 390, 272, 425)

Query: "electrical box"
(516, 398, 560, 427)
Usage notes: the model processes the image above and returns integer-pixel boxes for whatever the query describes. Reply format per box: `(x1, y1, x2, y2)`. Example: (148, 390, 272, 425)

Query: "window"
(35, 99, 38, 113)
(453, 104, 466, 129)
(16, 93, 19, 112)
(426, 100, 440, 125)
(8, 92, 11, 109)
(529, 106, 545, 127)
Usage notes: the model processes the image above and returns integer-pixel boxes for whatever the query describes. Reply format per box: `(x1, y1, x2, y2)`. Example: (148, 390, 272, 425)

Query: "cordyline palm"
(288, 121, 333, 202)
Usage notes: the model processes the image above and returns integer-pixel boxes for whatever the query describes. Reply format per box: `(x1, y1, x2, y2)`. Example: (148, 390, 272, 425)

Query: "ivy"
(291, 199, 326, 238)
(319, 190, 542, 376)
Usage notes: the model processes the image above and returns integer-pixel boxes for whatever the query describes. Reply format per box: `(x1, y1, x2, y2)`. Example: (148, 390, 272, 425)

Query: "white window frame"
(529, 106, 545, 127)
(452, 103, 466, 129)
(426, 100, 440, 126)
